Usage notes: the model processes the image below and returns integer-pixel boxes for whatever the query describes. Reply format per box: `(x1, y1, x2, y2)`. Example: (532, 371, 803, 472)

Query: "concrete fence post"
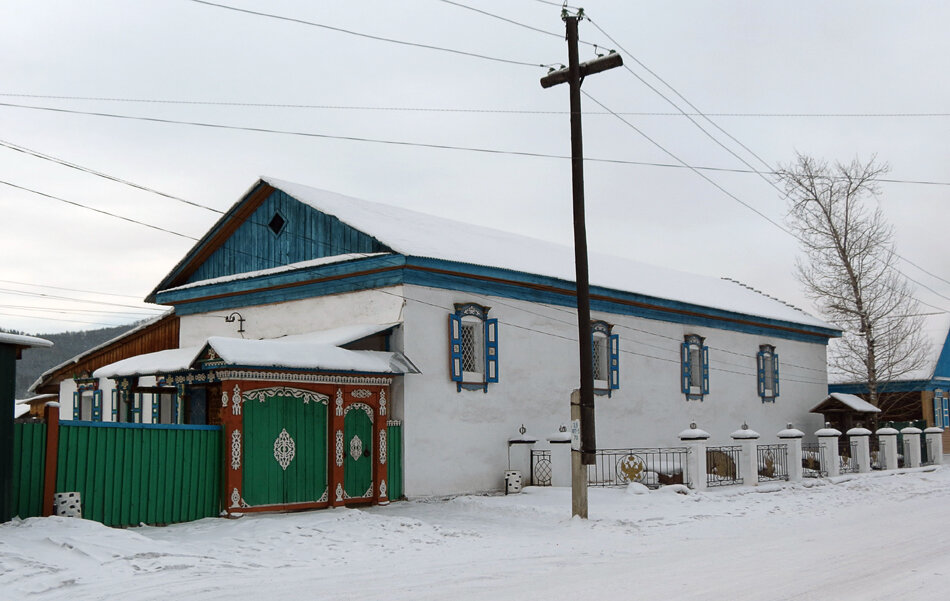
(731, 424, 760, 487)
(679, 423, 710, 490)
(816, 424, 841, 477)
(778, 424, 804, 482)
(876, 427, 899, 470)
(924, 427, 944, 465)
(900, 427, 922, 468)
(847, 427, 872, 473)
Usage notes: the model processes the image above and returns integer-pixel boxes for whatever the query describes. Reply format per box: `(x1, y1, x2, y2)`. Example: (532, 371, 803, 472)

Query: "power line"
(0, 139, 221, 214)
(187, 0, 544, 68)
(0, 278, 147, 300)
(0, 287, 165, 312)
(4, 101, 949, 187)
(0, 179, 201, 241)
(4, 93, 948, 119)
(0, 311, 139, 328)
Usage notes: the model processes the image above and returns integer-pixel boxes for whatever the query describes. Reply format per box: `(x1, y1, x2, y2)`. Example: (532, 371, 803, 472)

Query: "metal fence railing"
(839, 440, 859, 474)
(756, 444, 789, 482)
(530, 449, 552, 486)
(706, 446, 743, 487)
(587, 448, 689, 489)
(921, 437, 934, 466)
(802, 443, 826, 478)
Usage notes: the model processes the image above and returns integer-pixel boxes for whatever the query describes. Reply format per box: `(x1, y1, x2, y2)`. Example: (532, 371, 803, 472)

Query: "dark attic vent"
(268, 212, 286, 236)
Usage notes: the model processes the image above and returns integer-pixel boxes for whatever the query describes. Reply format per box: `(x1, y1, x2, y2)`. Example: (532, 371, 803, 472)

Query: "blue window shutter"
(72, 391, 80, 421)
(943, 397, 949, 428)
(448, 313, 463, 382)
(111, 390, 118, 420)
(485, 318, 499, 383)
(609, 334, 620, 390)
(935, 396, 942, 428)
(756, 351, 765, 396)
(152, 394, 160, 423)
(132, 393, 141, 422)
(701, 346, 710, 395)
(772, 353, 780, 397)
(681, 342, 691, 394)
(92, 390, 102, 422)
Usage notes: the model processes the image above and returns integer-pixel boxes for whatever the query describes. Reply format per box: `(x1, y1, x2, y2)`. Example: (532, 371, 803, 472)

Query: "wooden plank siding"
(184, 188, 390, 286)
(11, 422, 47, 518)
(56, 422, 221, 527)
(33, 315, 180, 394)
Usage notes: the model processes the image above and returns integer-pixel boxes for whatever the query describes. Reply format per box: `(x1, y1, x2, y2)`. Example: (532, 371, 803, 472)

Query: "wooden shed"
(810, 392, 882, 432)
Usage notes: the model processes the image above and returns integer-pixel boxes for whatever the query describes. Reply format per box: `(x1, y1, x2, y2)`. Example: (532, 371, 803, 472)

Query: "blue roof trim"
(62, 421, 221, 431)
(156, 251, 836, 343)
(156, 254, 406, 315)
(405, 257, 839, 343)
(829, 379, 938, 394)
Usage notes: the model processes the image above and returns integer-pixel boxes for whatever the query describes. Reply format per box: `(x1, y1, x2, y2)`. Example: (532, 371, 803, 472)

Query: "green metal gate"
(11, 422, 47, 519)
(242, 388, 328, 506)
(343, 405, 373, 499)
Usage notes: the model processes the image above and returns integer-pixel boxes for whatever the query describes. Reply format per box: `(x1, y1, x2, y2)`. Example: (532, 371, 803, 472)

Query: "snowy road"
(2, 466, 948, 601)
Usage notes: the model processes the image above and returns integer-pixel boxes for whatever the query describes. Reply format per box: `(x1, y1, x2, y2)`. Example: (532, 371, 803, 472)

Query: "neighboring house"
(13, 394, 57, 421)
(30, 311, 180, 423)
(829, 314, 950, 449)
(42, 177, 840, 511)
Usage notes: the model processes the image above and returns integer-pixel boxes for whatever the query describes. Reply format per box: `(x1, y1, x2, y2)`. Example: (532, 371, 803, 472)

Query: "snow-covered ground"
(3, 466, 948, 601)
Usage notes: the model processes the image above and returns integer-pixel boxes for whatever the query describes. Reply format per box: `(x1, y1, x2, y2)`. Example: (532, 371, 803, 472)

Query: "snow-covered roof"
(811, 393, 881, 414)
(16, 394, 57, 405)
(828, 313, 950, 384)
(14, 404, 29, 418)
(193, 177, 831, 332)
(0, 332, 52, 348)
(28, 309, 174, 394)
(94, 324, 414, 379)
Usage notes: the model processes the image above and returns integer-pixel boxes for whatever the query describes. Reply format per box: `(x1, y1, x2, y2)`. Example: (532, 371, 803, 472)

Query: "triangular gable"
(146, 180, 391, 301)
(933, 327, 950, 380)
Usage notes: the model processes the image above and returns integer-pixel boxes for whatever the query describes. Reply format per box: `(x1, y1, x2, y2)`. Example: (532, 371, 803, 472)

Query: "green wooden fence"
(57, 422, 222, 527)
(387, 421, 403, 500)
(11, 422, 47, 519)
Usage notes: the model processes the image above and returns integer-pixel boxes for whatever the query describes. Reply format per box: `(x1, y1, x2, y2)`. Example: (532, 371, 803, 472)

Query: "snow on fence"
(706, 446, 743, 487)
(587, 448, 689, 489)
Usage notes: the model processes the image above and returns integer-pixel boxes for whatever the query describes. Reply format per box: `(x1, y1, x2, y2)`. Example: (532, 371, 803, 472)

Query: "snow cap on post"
(846, 427, 872, 436)
(899, 426, 922, 435)
(816, 422, 842, 437)
(730, 422, 760, 440)
(778, 423, 804, 439)
(678, 422, 710, 440)
(875, 427, 899, 436)
(924, 426, 945, 434)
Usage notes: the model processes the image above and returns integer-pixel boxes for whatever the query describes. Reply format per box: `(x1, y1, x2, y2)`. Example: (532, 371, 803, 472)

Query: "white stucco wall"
(177, 287, 406, 346)
(398, 284, 828, 497)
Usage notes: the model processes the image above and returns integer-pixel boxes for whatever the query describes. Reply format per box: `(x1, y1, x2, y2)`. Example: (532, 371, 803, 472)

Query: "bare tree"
(778, 154, 930, 412)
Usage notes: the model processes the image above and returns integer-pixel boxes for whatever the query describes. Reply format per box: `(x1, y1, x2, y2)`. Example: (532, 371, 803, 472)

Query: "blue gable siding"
(185, 189, 389, 284)
(933, 329, 950, 379)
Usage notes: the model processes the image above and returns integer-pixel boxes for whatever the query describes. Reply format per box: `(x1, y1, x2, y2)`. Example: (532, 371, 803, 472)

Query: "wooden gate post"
(42, 402, 60, 517)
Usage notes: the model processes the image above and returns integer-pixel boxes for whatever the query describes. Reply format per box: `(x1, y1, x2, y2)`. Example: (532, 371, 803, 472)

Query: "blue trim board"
(62, 421, 221, 431)
(829, 379, 938, 394)
(156, 253, 837, 344)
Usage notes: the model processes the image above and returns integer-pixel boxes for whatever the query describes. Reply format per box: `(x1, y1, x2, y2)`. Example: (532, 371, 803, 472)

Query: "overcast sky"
(1, 0, 948, 335)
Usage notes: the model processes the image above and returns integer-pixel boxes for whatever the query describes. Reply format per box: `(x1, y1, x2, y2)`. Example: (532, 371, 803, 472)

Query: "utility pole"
(540, 9, 622, 519)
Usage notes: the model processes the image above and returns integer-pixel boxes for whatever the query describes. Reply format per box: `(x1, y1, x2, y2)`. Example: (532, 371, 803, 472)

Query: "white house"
(39, 177, 839, 506)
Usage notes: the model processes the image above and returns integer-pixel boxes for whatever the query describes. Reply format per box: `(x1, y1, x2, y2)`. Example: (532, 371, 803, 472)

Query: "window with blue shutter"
(758, 345, 779, 402)
(151, 393, 160, 423)
(111, 390, 118, 420)
(485, 318, 499, 383)
(609, 333, 620, 391)
(591, 321, 618, 395)
(934, 394, 943, 428)
(91, 390, 102, 421)
(682, 335, 707, 401)
(450, 303, 497, 392)
(72, 391, 81, 421)
(943, 397, 950, 429)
